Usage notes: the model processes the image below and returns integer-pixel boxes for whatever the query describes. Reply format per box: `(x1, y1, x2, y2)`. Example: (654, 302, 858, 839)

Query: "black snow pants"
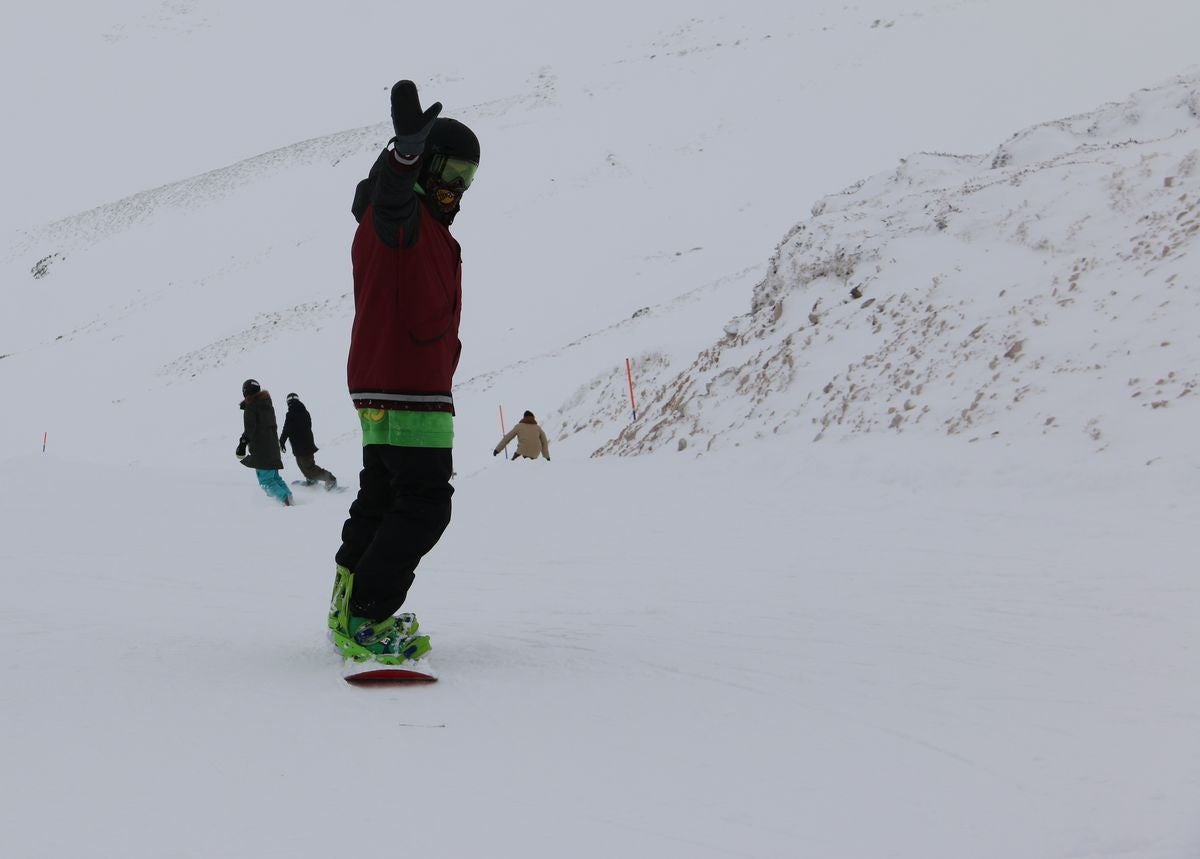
(335, 444, 453, 621)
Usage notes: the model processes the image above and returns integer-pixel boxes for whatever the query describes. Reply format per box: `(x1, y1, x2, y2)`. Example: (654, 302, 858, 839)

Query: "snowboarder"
(279, 393, 337, 490)
(493, 410, 551, 461)
(235, 379, 293, 506)
(328, 79, 480, 667)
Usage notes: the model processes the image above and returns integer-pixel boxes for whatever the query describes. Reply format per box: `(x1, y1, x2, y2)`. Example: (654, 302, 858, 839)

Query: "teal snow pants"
(256, 469, 292, 505)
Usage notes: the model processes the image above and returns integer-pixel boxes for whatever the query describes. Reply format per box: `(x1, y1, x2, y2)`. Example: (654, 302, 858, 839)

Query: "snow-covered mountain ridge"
(594, 73, 1200, 461)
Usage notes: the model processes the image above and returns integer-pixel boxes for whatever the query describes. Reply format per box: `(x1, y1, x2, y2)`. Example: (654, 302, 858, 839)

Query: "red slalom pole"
(625, 358, 637, 421)
(42, 431, 47, 452)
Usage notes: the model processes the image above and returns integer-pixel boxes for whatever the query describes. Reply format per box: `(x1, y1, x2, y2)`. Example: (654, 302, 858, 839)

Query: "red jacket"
(347, 153, 463, 414)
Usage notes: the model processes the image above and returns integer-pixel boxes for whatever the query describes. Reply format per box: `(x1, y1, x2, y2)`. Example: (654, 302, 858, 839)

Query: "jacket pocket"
(408, 269, 460, 344)
(409, 311, 453, 344)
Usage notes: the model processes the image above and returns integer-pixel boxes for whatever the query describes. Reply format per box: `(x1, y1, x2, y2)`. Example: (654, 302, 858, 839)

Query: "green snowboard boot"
(342, 615, 430, 664)
(327, 565, 428, 664)
(328, 565, 352, 636)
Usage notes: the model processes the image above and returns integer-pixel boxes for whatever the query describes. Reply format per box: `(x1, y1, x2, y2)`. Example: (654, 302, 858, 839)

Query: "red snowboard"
(343, 663, 437, 684)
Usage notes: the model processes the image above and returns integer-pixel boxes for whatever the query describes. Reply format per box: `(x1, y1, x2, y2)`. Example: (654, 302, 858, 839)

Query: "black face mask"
(423, 177, 466, 225)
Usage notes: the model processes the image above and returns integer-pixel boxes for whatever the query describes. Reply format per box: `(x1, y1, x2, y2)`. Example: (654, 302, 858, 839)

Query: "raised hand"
(390, 80, 442, 151)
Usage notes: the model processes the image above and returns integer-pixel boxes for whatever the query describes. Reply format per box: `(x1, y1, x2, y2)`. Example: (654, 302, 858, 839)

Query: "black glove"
(492, 449, 499, 457)
(280, 441, 287, 453)
(235, 442, 248, 460)
(391, 81, 442, 152)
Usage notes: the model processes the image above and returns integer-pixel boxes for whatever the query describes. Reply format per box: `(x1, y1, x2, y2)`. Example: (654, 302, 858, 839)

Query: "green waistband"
(358, 408, 454, 448)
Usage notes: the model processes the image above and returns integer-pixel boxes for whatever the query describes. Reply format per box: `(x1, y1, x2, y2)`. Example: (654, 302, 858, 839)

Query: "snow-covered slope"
(599, 74, 1200, 462)
(4, 4, 1200, 859)
(4, 3, 1200, 472)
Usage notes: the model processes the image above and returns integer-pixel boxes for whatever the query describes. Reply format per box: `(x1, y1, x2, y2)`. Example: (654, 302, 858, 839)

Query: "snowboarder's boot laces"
(343, 615, 430, 664)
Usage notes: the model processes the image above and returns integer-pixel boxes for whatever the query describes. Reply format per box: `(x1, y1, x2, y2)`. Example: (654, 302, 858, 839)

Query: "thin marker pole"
(625, 358, 637, 421)
(42, 431, 47, 453)
(499, 405, 510, 459)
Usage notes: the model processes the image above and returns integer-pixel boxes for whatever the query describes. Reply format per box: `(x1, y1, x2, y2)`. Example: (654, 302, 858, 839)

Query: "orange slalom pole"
(499, 405, 510, 459)
(625, 358, 637, 421)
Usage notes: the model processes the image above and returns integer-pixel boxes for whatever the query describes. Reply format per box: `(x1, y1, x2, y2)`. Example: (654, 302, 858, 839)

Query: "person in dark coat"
(279, 393, 337, 490)
(235, 379, 292, 506)
(327, 79, 480, 666)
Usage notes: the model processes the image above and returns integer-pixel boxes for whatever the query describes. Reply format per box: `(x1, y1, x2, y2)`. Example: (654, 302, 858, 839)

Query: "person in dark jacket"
(279, 393, 337, 490)
(327, 79, 479, 666)
(236, 379, 293, 506)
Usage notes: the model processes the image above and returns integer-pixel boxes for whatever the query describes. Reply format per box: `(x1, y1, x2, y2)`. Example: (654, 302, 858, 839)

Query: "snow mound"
(593, 74, 1200, 459)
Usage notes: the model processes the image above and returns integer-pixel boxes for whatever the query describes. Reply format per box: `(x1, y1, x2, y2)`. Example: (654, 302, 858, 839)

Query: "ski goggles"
(429, 153, 478, 190)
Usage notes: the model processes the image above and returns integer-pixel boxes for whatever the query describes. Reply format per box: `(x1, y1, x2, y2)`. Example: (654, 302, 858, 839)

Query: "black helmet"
(242, 379, 261, 397)
(286, 392, 299, 403)
(425, 118, 480, 168)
